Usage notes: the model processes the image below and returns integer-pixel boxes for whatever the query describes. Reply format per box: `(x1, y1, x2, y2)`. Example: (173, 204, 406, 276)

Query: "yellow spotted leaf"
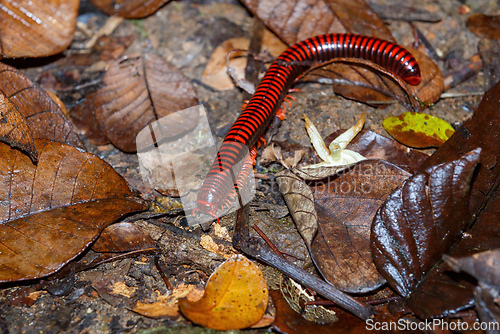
(178, 254, 268, 330)
(383, 112, 455, 148)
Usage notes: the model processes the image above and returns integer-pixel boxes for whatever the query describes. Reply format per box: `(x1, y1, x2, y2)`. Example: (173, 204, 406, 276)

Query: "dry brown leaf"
(467, 14, 500, 40)
(0, 62, 83, 149)
(241, 0, 392, 45)
(0, 0, 78, 58)
(277, 161, 410, 293)
(0, 91, 37, 162)
(0, 140, 146, 283)
(90, 0, 170, 18)
(94, 53, 199, 152)
(178, 254, 269, 330)
(241, 0, 443, 109)
(202, 30, 287, 91)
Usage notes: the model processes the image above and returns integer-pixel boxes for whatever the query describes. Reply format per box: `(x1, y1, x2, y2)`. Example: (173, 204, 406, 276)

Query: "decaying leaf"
(0, 0, 78, 58)
(0, 62, 83, 149)
(277, 160, 410, 293)
(90, 0, 170, 18)
(0, 91, 37, 162)
(178, 254, 268, 330)
(280, 276, 338, 324)
(94, 53, 199, 152)
(383, 111, 455, 148)
(92, 222, 156, 253)
(241, 0, 443, 109)
(0, 140, 146, 282)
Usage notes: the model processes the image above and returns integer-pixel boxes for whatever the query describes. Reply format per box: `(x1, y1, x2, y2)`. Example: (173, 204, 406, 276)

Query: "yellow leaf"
(383, 112, 455, 148)
(178, 254, 269, 330)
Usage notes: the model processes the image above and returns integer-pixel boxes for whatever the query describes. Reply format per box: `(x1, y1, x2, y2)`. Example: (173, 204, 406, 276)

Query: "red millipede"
(196, 33, 421, 220)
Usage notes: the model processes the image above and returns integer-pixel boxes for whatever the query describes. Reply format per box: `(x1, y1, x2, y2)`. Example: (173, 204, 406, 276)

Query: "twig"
(154, 254, 174, 291)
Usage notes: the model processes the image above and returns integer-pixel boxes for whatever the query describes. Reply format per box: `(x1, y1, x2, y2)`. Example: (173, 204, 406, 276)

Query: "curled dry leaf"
(371, 150, 481, 313)
(202, 30, 287, 91)
(277, 160, 410, 293)
(0, 140, 146, 283)
(94, 54, 199, 152)
(92, 222, 156, 253)
(90, 0, 170, 19)
(241, 0, 443, 109)
(0, 62, 83, 149)
(0, 91, 37, 162)
(0, 0, 78, 58)
(133, 284, 201, 319)
(383, 111, 455, 148)
(178, 254, 269, 330)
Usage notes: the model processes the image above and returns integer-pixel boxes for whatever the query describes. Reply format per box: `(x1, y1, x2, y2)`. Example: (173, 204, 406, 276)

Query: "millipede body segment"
(196, 33, 421, 217)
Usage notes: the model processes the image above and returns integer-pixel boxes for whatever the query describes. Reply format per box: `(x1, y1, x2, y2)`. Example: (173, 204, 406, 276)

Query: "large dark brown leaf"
(371, 149, 485, 317)
(90, 0, 170, 19)
(0, 62, 83, 149)
(0, 91, 37, 162)
(240, 0, 443, 109)
(0, 0, 79, 58)
(420, 82, 500, 216)
(93, 53, 199, 152)
(392, 83, 500, 319)
(0, 140, 146, 283)
(277, 160, 410, 293)
(405, 180, 500, 319)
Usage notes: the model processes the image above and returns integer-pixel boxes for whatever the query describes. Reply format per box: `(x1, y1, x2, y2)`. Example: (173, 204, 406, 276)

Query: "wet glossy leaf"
(371, 149, 483, 317)
(178, 254, 269, 330)
(0, 91, 37, 162)
(92, 222, 156, 253)
(395, 84, 500, 319)
(383, 111, 455, 148)
(240, 0, 443, 109)
(90, 0, 170, 18)
(0, 0, 78, 58)
(277, 161, 410, 293)
(0, 140, 146, 282)
(405, 182, 500, 319)
(0, 62, 83, 149)
(420, 82, 500, 217)
(94, 53, 199, 152)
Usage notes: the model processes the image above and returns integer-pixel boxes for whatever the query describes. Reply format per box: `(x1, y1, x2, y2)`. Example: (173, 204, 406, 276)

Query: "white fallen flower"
(303, 114, 366, 168)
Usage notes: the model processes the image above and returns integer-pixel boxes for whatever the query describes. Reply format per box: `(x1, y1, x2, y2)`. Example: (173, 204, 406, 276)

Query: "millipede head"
(196, 188, 223, 222)
(401, 60, 421, 85)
